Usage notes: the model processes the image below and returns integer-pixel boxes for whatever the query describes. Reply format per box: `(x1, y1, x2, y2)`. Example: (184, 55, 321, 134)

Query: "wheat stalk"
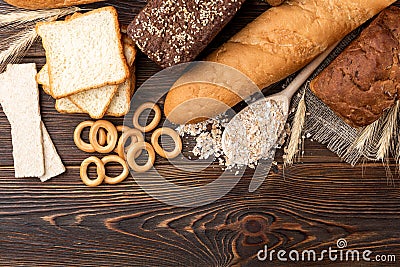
(0, 29, 37, 72)
(284, 91, 306, 166)
(0, 6, 85, 72)
(0, 7, 81, 27)
(376, 100, 399, 161)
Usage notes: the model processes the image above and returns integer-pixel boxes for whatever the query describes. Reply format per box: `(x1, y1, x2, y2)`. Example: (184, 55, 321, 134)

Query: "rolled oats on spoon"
(222, 43, 338, 167)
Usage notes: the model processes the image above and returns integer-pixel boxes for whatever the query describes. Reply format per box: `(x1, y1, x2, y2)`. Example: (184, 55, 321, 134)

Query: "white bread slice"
(37, 36, 135, 118)
(0, 64, 45, 177)
(55, 97, 84, 113)
(37, 65, 53, 96)
(68, 83, 118, 119)
(36, 7, 129, 99)
(39, 121, 66, 182)
(39, 41, 136, 117)
(36, 64, 84, 113)
(106, 43, 136, 116)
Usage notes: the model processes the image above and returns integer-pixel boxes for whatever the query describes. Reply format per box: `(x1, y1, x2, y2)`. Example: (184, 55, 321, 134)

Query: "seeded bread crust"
(36, 7, 129, 99)
(128, 0, 245, 68)
(5, 0, 104, 9)
(310, 7, 400, 128)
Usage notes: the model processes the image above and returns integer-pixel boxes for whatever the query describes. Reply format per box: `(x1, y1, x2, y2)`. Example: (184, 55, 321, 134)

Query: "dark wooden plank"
(0, 163, 399, 266)
(1, 0, 400, 266)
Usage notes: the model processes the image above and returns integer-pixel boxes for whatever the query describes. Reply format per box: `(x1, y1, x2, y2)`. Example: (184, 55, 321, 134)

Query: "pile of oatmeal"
(176, 99, 287, 169)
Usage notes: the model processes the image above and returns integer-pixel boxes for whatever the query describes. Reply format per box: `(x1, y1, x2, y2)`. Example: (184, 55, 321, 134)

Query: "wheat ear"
(0, 7, 84, 72)
(284, 90, 306, 166)
(376, 100, 399, 161)
(0, 7, 81, 27)
(0, 29, 37, 72)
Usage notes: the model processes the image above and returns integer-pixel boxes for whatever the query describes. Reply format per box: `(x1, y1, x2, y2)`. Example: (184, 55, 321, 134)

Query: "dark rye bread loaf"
(310, 7, 400, 128)
(127, 0, 245, 68)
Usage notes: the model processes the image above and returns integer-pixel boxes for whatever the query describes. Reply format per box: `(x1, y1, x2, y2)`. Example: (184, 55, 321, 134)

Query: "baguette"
(164, 0, 395, 125)
(4, 0, 104, 9)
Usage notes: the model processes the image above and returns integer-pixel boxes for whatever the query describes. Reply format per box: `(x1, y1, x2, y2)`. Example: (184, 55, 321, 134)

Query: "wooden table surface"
(1, 1, 400, 266)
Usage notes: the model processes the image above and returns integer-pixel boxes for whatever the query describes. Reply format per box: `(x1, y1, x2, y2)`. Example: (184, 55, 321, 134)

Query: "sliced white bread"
(68, 84, 118, 119)
(55, 97, 84, 114)
(36, 7, 129, 99)
(0, 64, 45, 177)
(106, 43, 136, 116)
(39, 41, 136, 117)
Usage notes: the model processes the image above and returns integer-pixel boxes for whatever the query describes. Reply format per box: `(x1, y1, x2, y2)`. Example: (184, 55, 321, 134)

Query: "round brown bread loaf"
(5, 0, 104, 9)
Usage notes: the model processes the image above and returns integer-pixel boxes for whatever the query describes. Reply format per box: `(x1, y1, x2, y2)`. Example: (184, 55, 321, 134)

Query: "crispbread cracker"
(36, 7, 129, 99)
(39, 121, 66, 182)
(0, 63, 45, 177)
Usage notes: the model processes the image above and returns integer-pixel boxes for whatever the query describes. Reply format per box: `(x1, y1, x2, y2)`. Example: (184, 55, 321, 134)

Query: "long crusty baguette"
(4, 0, 104, 9)
(164, 0, 395, 125)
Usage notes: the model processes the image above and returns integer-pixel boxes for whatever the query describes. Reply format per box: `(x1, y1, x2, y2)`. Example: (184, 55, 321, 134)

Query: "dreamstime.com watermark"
(257, 238, 396, 263)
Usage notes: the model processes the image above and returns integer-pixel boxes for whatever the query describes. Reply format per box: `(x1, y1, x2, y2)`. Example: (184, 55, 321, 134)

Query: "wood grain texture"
(1, 0, 400, 266)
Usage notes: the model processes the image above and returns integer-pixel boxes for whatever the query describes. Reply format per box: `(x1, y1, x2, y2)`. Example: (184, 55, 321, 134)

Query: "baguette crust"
(164, 0, 396, 124)
(5, 0, 104, 9)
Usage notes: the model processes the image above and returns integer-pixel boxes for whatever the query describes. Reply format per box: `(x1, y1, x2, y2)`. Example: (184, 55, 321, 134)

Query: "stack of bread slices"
(36, 7, 135, 119)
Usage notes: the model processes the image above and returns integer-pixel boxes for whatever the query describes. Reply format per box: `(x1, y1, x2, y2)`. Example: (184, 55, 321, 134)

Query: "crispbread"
(0, 64, 45, 177)
(36, 7, 129, 99)
(39, 121, 66, 182)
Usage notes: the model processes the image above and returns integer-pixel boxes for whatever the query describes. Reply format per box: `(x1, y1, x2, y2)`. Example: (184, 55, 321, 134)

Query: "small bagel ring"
(98, 128, 107, 146)
(151, 127, 182, 159)
(89, 120, 118, 153)
(116, 125, 131, 132)
(132, 102, 161, 132)
(101, 155, 129, 185)
(116, 128, 144, 159)
(108, 125, 131, 147)
(80, 156, 105, 187)
(74, 120, 95, 153)
(127, 142, 155, 173)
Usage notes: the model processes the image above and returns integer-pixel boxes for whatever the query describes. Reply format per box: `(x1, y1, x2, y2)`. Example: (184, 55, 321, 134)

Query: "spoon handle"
(281, 41, 339, 100)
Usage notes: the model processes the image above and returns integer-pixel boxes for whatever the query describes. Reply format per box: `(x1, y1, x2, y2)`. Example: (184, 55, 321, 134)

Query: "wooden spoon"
(222, 42, 338, 191)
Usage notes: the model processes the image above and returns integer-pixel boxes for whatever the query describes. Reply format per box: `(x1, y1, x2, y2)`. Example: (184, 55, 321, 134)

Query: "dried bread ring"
(116, 125, 131, 132)
(107, 125, 132, 150)
(98, 128, 107, 146)
(80, 156, 105, 187)
(74, 120, 95, 153)
(101, 155, 129, 185)
(127, 142, 155, 173)
(89, 120, 118, 153)
(132, 102, 161, 132)
(151, 127, 182, 159)
(116, 128, 144, 159)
